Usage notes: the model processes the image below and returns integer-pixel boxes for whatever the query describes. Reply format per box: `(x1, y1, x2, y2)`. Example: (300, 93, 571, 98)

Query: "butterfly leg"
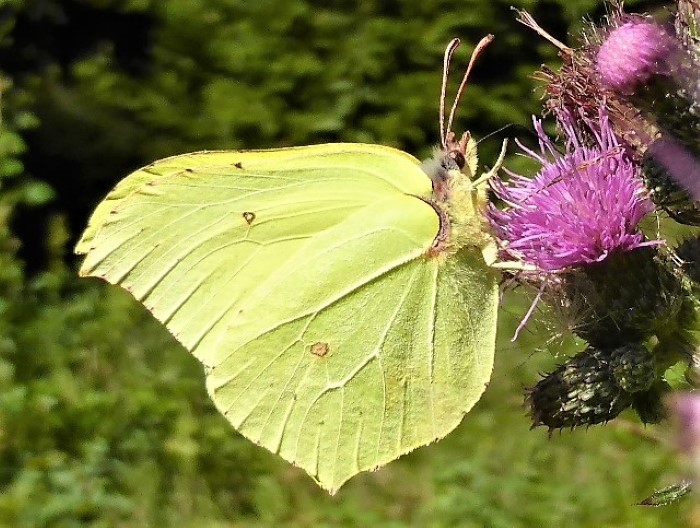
(472, 138, 508, 188)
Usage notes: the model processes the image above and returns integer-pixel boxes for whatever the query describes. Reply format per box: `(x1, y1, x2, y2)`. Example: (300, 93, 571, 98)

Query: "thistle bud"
(672, 238, 700, 385)
(527, 346, 634, 430)
(610, 342, 657, 393)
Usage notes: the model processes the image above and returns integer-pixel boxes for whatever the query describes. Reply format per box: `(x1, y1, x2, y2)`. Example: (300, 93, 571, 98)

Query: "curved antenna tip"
(444, 35, 495, 144)
(440, 39, 462, 147)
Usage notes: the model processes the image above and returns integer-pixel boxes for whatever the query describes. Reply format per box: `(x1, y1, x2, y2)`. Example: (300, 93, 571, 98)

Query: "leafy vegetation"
(0, 0, 691, 525)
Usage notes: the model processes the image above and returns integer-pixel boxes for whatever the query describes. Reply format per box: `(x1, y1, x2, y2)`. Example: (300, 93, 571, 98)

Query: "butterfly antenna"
(440, 38, 461, 148)
(445, 34, 495, 143)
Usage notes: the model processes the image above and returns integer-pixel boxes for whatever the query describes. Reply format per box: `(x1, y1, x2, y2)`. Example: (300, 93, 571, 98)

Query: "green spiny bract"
(631, 380, 671, 424)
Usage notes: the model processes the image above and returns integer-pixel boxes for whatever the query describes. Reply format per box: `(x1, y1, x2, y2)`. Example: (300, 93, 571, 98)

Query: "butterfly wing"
(77, 143, 498, 493)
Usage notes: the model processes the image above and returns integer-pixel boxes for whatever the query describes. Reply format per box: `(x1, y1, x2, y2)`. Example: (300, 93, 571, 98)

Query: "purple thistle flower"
(596, 19, 678, 94)
(668, 393, 700, 475)
(489, 109, 657, 272)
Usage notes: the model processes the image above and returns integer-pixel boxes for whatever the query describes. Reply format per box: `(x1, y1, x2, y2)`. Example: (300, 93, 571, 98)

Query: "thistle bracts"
(559, 247, 684, 348)
(527, 343, 659, 430)
(528, 245, 687, 430)
(519, 220, 700, 432)
(612, 343, 660, 393)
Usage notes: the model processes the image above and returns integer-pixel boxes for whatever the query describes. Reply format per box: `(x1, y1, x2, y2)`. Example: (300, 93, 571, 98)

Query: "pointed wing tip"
(308, 467, 355, 496)
(77, 260, 99, 279)
(315, 478, 343, 496)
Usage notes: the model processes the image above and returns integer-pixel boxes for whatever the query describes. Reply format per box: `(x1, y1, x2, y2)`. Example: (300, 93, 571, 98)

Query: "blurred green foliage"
(0, 0, 692, 526)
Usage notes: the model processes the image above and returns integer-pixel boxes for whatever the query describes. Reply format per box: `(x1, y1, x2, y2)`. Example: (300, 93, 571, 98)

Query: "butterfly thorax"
(422, 131, 494, 259)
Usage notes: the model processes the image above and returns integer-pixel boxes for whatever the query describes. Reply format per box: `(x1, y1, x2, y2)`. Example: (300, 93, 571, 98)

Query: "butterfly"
(76, 35, 506, 494)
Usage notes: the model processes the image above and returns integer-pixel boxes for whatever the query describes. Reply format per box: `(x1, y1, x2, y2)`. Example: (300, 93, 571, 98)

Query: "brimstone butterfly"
(76, 36, 506, 494)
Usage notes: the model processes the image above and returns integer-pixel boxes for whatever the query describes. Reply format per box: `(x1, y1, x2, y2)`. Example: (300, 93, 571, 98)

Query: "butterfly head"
(422, 131, 478, 202)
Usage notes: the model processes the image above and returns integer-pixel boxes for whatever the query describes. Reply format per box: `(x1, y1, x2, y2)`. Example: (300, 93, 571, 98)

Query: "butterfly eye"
(449, 150, 466, 169)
